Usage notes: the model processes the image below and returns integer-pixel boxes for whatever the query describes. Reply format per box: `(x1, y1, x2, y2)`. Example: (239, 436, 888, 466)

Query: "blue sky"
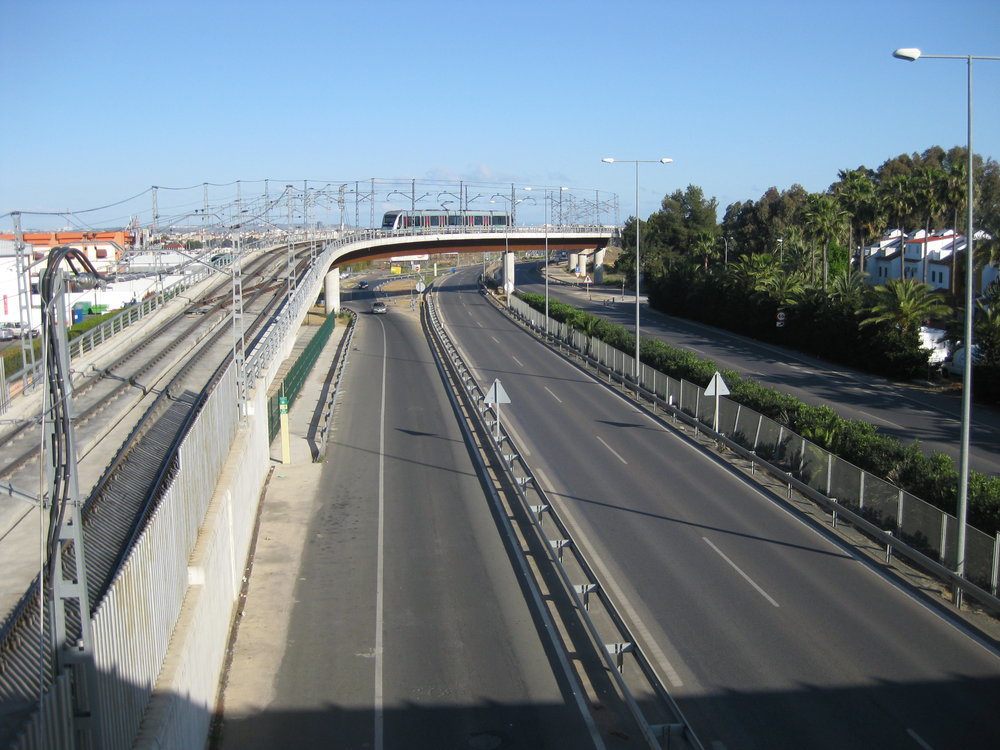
(3, 0, 999, 230)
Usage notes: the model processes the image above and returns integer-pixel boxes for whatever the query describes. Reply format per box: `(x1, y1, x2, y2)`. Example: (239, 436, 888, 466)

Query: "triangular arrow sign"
(704, 371, 730, 398)
(485, 379, 511, 404)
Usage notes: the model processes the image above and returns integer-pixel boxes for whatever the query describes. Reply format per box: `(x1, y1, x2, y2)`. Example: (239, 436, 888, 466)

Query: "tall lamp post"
(602, 157, 673, 380)
(893, 47, 1000, 595)
(524, 187, 566, 335)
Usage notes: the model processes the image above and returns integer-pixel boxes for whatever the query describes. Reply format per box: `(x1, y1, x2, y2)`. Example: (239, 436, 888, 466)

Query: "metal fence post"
(826, 453, 833, 496)
(993, 533, 999, 597)
(940, 515, 949, 564)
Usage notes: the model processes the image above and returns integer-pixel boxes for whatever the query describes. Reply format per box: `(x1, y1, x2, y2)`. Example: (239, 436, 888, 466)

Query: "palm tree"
(860, 277, 951, 334)
(880, 174, 916, 282)
(943, 158, 968, 295)
(802, 193, 848, 291)
(828, 268, 869, 310)
(835, 169, 877, 275)
(728, 253, 779, 294)
(693, 229, 719, 270)
(760, 271, 807, 307)
(914, 166, 947, 283)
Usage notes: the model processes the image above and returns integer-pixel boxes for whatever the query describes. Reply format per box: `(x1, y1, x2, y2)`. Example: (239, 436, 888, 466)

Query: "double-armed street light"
(892, 47, 1000, 595)
(601, 157, 673, 380)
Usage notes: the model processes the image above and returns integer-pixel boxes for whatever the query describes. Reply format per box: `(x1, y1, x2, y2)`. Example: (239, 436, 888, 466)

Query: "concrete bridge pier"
(593, 248, 607, 283)
(568, 252, 580, 275)
(503, 251, 515, 296)
(324, 267, 341, 314)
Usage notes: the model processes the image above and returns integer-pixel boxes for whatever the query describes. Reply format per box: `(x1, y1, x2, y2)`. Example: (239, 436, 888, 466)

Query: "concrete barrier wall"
(132, 380, 270, 750)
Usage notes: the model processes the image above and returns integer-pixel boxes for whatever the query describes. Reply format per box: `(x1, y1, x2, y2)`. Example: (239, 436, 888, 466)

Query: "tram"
(380, 209, 512, 231)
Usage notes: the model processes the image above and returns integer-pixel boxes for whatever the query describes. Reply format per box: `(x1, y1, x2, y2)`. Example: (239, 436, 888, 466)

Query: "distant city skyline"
(3, 0, 999, 230)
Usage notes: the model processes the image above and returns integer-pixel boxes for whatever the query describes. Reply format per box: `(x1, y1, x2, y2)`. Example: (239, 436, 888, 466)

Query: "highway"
(437, 267, 1000, 749)
(513, 263, 1000, 477)
(217, 288, 604, 749)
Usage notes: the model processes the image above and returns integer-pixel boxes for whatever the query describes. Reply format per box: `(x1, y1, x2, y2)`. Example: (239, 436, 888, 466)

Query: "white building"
(861, 228, 990, 292)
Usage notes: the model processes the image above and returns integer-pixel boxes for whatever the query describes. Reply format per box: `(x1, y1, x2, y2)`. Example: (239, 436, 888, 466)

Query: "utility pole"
(40, 249, 105, 749)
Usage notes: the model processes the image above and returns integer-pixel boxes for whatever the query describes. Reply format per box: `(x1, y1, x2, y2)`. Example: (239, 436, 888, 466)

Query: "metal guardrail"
(502, 293, 1000, 621)
(313, 310, 356, 462)
(424, 290, 704, 750)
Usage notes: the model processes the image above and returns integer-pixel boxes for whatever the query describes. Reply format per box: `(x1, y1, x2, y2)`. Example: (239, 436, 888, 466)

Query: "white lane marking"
(703, 536, 779, 608)
(595, 435, 628, 465)
(856, 409, 905, 430)
(490, 335, 500, 344)
(475, 320, 483, 327)
(906, 729, 935, 750)
(543, 386, 563, 403)
(512, 355, 524, 367)
(375, 322, 387, 750)
(535, 466, 685, 688)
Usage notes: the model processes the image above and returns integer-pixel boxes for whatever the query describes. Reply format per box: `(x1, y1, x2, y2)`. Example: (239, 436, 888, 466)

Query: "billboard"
(390, 254, 429, 262)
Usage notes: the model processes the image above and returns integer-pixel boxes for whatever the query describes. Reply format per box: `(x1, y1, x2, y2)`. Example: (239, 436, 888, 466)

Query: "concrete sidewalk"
(213, 315, 349, 742)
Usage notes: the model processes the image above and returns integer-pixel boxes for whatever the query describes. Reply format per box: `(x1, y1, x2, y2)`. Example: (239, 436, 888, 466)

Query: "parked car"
(371, 301, 388, 314)
(944, 346, 982, 376)
(0, 327, 14, 342)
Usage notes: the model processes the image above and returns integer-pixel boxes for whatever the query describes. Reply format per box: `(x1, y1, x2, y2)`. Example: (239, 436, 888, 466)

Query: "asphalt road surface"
(514, 262, 1000, 477)
(217, 290, 601, 750)
(439, 267, 1000, 750)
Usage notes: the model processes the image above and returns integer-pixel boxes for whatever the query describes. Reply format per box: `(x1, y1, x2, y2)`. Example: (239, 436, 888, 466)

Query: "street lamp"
(524, 187, 566, 335)
(893, 47, 1000, 595)
(602, 157, 673, 380)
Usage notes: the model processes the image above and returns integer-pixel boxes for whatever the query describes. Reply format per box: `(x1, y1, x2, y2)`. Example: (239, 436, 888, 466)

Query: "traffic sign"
(415, 281, 426, 292)
(704, 371, 730, 397)
(485, 379, 510, 404)
(705, 370, 729, 433)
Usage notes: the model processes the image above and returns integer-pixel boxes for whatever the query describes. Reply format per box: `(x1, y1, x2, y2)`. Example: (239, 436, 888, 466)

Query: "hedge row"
(517, 292, 1000, 536)
(2, 310, 120, 377)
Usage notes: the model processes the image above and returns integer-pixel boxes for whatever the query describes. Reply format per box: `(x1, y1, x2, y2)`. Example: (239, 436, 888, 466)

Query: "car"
(0, 327, 14, 342)
(357, 281, 369, 289)
(371, 301, 388, 314)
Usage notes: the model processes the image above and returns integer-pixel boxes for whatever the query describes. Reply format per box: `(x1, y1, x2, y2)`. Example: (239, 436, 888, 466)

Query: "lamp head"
(893, 48, 921, 61)
(602, 158, 614, 163)
(660, 158, 673, 164)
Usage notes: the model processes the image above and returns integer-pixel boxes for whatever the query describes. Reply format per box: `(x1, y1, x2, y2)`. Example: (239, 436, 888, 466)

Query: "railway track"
(0, 243, 318, 744)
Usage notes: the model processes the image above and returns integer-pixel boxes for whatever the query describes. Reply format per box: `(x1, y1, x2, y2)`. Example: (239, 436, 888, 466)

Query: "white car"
(371, 301, 388, 314)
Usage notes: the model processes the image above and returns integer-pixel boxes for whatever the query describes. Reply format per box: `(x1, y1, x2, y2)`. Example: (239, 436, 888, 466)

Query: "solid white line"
(512, 355, 524, 367)
(595, 435, 628, 465)
(906, 728, 935, 750)
(543, 386, 563, 403)
(703, 536, 780, 608)
(535, 466, 684, 688)
(374, 323, 387, 750)
(856, 409, 905, 430)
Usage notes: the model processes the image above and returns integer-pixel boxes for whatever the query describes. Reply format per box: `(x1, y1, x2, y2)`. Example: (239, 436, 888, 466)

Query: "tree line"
(614, 145, 1000, 396)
